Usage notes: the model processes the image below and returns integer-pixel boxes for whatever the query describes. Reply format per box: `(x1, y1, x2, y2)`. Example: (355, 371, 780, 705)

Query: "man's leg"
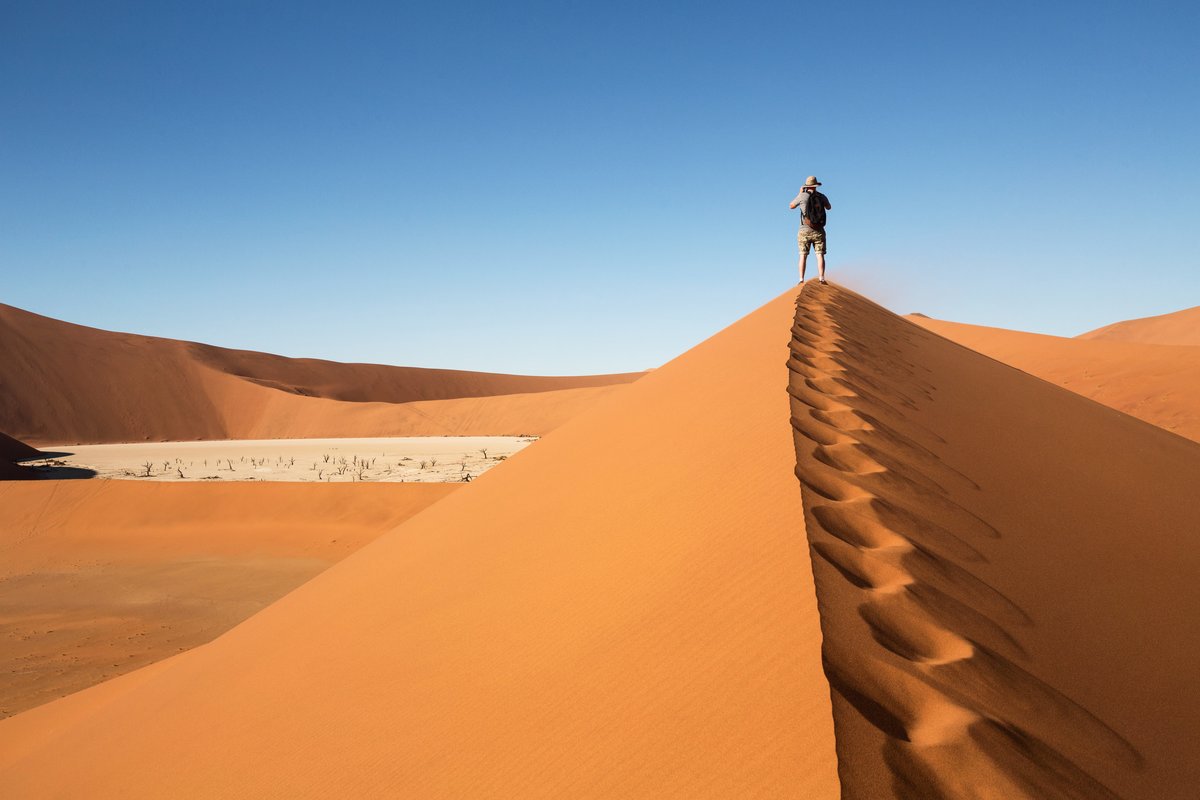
(799, 250, 808, 283)
(816, 232, 827, 282)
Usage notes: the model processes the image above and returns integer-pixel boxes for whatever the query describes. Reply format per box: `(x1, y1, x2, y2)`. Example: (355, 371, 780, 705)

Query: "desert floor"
(0, 480, 462, 718)
(25, 436, 534, 483)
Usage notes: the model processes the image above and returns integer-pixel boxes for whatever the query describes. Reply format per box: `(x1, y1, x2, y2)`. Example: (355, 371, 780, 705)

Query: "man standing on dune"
(790, 176, 832, 284)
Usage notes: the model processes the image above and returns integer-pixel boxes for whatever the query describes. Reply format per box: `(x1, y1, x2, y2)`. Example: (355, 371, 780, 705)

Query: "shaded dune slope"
(0, 431, 40, 479)
(792, 285, 1200, 798)
(0, 303, 641, 444)
(910, 316, 1200, 443)
(0, 289, 839, 798)
(1078, 304, 1200, 345)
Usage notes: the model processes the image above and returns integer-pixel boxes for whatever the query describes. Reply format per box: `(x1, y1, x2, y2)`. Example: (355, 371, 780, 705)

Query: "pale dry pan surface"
(0, 289, 840, 798)
(909, 315, 1200, 443)
(0, 481, 458, 718)
(32, 436, 531, 482)
(794, 284, 1200, 798)
(0, 302, 641, 445)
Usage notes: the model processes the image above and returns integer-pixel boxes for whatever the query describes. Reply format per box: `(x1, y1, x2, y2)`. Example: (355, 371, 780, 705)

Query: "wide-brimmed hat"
(804, 175, 822, 187)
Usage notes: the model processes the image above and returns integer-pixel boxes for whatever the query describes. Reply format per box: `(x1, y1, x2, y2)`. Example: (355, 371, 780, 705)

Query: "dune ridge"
(792, 284, 1200, 798)
(0, 287, 839, 798)
(909, 316, 1200, 443)
(0, 303, 641, 445)
(1078, 304, 1200, 345)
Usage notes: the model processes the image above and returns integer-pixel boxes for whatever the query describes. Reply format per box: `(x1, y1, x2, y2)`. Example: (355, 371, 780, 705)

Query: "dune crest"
(1078, 304, 1200, 346)
(0, 287, 839, 798)
(794, 285, 1200, 798)
(4, 285, 1198, 796)
(911, 316, 1200, 443)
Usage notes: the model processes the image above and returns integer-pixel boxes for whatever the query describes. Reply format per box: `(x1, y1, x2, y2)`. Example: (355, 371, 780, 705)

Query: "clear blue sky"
(3, 1, 1198, 374)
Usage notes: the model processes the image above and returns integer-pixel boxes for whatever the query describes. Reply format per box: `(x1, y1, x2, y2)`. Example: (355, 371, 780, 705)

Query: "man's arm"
(789, 192, 805, 210)
(821, 192, 831, 210)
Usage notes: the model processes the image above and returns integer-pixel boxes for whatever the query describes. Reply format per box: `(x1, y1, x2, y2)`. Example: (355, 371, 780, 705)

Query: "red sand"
(2, 286, 1198, 797)
(910, 315, 1200, 443)
(0, 288, 839, 798)
(796, 285, 1200, 798)
(0, 303, 641, 445)
(1078, 304, 1200, 346)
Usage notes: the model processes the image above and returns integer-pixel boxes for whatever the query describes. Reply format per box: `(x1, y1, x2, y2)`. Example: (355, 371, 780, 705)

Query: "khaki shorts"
(797, 228, 827, 255)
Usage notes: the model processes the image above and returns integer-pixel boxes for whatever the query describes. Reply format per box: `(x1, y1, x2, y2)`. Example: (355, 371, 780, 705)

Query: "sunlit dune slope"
(0, 303, 641, 444)
(0, 481, 458, 718)
(0, 289, 839, 798)
(909, 315, 1200, 443)
(794, 284, 1200, 798)
(1078, 304, 1200, 345)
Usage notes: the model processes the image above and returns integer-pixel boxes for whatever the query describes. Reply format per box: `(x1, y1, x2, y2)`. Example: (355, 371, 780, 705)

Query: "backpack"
(803, 191, 827, 230)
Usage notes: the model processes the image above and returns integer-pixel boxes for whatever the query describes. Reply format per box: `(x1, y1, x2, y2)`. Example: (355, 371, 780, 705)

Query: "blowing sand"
(26, 436, 534, 482)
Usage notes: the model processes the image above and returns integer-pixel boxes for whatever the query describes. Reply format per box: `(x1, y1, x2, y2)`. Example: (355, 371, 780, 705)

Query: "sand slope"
(908, 316, 1200, 443)
(0, 431, 39, 479)
(0, 289, 839, 798)
(0, 481, 458, 718)
(0, 303, 641, 445)
(793, 285, 1200, 798)
(6, 285, 1197, 797)
(1078, 304, 1200, 345)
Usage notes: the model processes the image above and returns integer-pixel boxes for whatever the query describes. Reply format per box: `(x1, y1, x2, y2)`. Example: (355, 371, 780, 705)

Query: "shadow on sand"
(29, 465, 98, 480)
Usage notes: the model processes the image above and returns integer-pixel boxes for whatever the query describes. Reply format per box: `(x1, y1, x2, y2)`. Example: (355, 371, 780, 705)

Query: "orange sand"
(0, 303, 642, 445)
(0, 288, 839, 798)
(910, 315, 1200, 442)
(1079, 304, 1200, 345)
(2, 285, 1199, 797)
(0, 480, 457, 718)
(795, 284, 1200, 798)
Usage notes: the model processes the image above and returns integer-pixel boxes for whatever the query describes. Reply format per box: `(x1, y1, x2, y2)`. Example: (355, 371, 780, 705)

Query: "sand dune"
(0, 480, 458, 718)
(1078, 304, 1200, 345)
(0, 288, 840, 798)
(3, 285, 1198, 797)
(794, 285, 1200, 798)
(0, 303, 641, 445)
(909, 316, 1200, 442)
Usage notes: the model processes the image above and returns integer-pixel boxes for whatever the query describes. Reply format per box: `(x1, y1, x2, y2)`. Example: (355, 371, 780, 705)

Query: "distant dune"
(2, 286, 1198, 797)
(1078, 304, 1200, 346)
(0, 303, 642, 445)
(909, 315, 1200, 442)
